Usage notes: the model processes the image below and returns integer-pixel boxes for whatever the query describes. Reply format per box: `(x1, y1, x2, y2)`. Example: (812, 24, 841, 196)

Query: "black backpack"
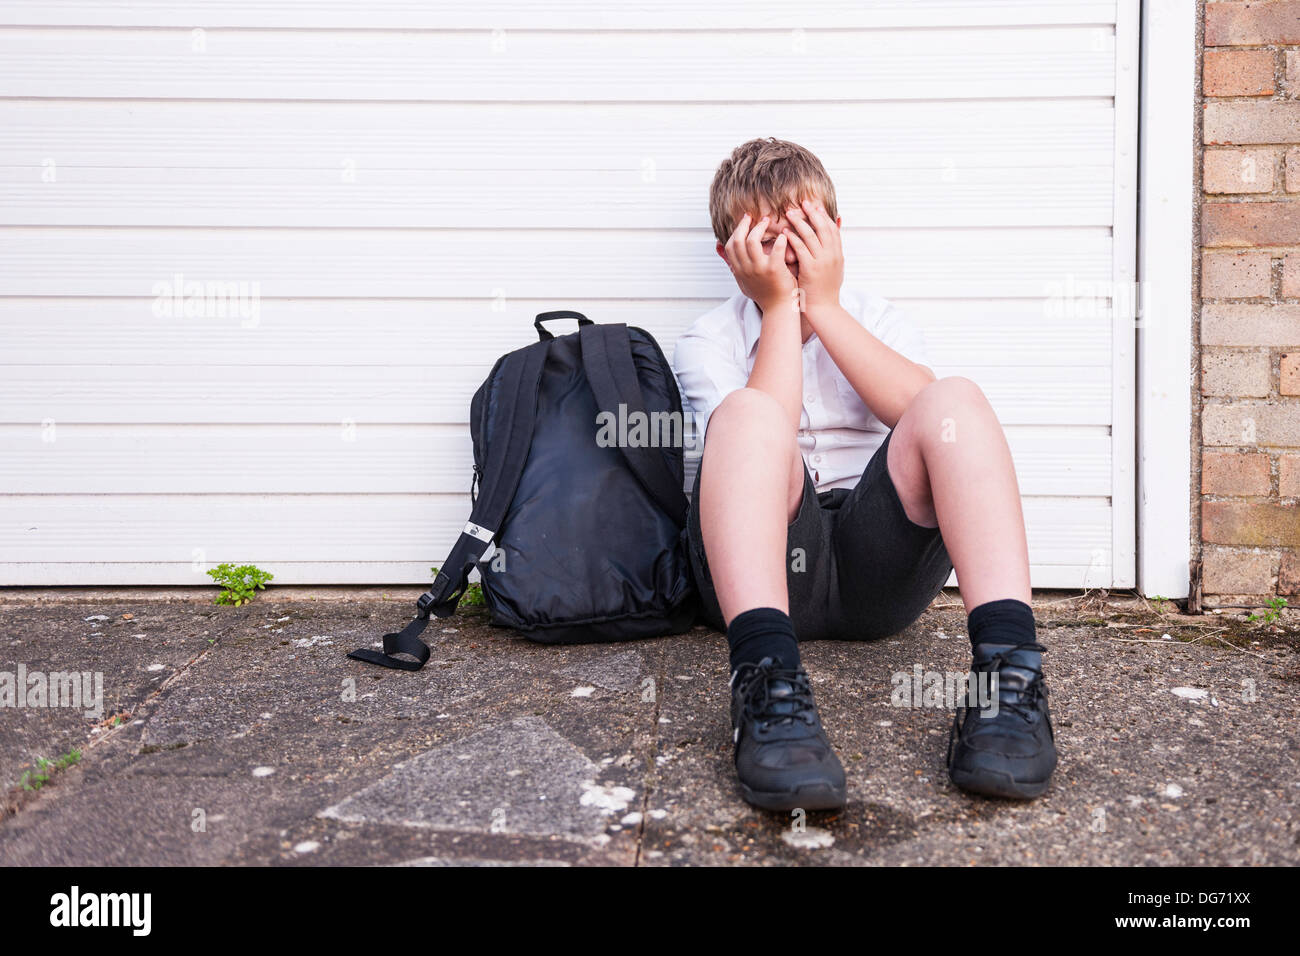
(348, 311, 697, 670)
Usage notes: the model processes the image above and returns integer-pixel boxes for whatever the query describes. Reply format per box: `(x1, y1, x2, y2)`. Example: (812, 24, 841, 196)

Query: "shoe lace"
(949, 641, 1049, 732)
(947, 642, 1050, 767)
(732, 659, 817, 730)
(980, 641, 1048, 722)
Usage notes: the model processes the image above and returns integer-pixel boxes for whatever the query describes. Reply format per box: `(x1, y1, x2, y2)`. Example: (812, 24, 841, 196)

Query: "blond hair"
(708, 137, 839, 245)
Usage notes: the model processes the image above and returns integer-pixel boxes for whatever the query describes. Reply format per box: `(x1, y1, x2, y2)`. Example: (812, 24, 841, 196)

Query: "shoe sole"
(739, 780, 847, 813)
(949, 766, 1051, 800)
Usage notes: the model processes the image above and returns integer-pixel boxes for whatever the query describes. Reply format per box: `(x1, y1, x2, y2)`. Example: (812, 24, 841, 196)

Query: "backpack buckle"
(415, 591, 438, 618)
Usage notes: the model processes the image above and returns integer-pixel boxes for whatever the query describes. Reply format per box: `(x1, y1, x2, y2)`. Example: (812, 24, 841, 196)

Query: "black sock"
(727, 607, 800, 674)
(967, 598, 1041, 668)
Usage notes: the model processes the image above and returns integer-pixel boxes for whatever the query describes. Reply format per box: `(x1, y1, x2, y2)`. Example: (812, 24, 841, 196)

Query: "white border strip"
(1111, 0, 1141, 588)
(1136, 0, 1196, 598)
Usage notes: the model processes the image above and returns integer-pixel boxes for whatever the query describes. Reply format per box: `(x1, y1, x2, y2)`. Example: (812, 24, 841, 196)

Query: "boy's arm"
(804, 301, 935, 429)
(745, 296, 804, 431)
(783, 198, 936, 430)
(720, 213, 804, 430)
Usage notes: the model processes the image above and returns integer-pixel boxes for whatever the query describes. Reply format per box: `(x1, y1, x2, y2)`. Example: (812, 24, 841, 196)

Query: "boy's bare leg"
(697, 387, 805, 625)
(697, 386, 847, 812)
(884, 375, 1032, 612)
(885, 375, 1056, 799)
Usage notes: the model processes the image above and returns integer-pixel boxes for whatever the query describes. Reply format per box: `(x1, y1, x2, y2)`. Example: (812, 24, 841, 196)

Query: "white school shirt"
(672, 287, 933, 494)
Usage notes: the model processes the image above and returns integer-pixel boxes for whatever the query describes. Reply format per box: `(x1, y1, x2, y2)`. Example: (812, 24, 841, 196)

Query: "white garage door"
(0, 0, 1136, 588)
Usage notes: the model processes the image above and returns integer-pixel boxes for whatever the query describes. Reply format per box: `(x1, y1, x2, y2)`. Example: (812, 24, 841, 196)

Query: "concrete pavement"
(1, 588, 1296, 866)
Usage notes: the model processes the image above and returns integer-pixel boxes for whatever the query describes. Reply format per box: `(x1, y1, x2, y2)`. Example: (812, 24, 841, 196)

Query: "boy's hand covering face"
(722, 212, 798, 316)
(783, 198, 844, 311)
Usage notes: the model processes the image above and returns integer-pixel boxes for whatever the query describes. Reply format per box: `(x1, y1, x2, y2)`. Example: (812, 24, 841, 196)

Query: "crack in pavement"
(632, 654, 665, 868)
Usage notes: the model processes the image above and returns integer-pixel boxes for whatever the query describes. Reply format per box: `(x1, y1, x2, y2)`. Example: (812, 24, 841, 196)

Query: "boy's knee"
(898, 375, 992, 434)
(912, 375, 987, 411)
(711, 387, 792, 437)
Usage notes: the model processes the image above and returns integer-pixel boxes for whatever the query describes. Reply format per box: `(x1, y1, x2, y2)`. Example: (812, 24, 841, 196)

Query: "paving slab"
(319, 715, 630, 840)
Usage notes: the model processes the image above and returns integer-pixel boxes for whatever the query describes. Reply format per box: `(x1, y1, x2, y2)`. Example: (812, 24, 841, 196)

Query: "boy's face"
(717, 194, 842, 284)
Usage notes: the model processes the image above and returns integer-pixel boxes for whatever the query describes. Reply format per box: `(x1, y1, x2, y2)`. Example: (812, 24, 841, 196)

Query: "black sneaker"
(729, 657, 847, 812)
(947, 641, 1057, 799)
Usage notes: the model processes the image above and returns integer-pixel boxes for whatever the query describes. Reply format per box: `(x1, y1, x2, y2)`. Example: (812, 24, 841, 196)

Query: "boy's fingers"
(783, 227, 811, 263)
(806, 200, 838, 249)
(727, 213, 752, 270)
(775, 233, 796, 275)
(804, 199, 838, 243)
(806, 199, 842, 255)
(727, 240, 747, 273)
(786, 205, 822, 254)
(746, 215, 769, 263)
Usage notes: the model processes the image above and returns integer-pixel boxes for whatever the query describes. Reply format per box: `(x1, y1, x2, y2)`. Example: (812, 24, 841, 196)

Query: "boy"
(673, 138, 1056, 811)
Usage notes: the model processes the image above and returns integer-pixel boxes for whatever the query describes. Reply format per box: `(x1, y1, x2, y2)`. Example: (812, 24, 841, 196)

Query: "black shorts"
(685, 428, 953, 641)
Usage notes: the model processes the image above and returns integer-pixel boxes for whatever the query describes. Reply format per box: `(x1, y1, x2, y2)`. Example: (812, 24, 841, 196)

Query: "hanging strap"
(579, 323, 688, 528)
(347, 338, 551, 670)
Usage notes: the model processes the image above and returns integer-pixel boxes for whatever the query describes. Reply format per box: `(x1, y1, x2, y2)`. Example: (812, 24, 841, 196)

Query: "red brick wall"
(1200, 1, 1300, 598)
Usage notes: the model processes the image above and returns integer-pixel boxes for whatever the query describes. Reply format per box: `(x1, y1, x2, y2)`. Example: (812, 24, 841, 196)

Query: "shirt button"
(813, 454, 823, 463)
(805, 394, 816, 404)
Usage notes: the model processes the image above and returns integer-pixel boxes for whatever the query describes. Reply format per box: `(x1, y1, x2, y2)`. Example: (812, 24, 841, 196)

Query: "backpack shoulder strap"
(347, 338, 551, 670)
(579, 323, 688, 527)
